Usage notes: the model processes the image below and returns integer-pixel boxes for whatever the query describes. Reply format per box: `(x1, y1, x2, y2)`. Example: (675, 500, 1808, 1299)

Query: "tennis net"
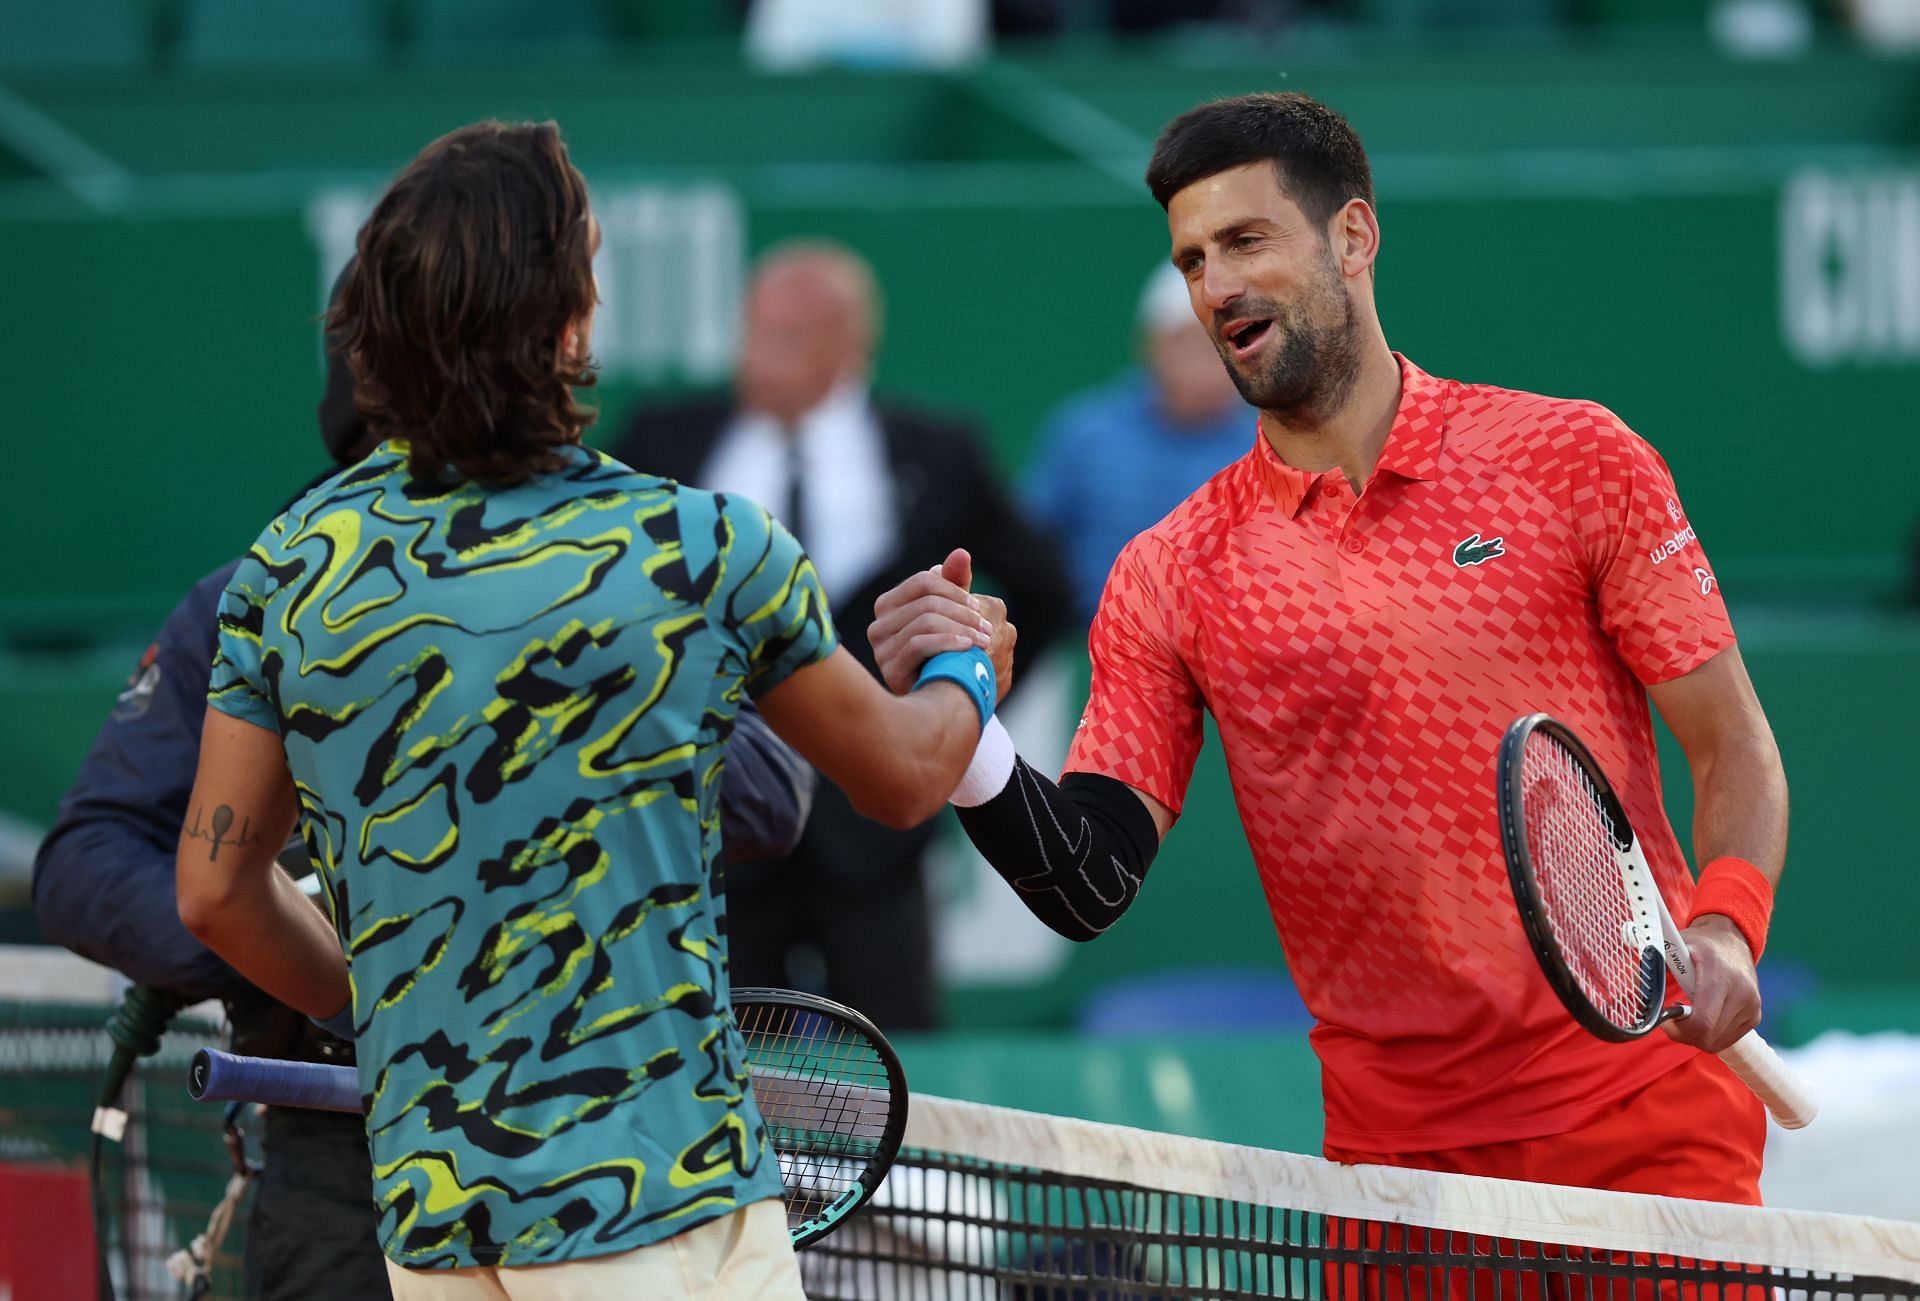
(0, 998, 241, 1300)
(802, 1094, 1920, 1300)
(6, 996, 1919, 1301)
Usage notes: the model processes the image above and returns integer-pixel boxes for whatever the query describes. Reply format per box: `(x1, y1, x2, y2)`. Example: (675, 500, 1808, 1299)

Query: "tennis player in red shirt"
(869, 92, 1786, 1205)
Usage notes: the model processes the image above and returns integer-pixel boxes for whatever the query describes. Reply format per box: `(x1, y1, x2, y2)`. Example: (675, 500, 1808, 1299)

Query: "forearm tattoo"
(185, 804, 261, 862)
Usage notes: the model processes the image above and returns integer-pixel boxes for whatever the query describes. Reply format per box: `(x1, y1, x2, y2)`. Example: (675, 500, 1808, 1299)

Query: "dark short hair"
(329, 120, 597, 486)
(1145, 92, 1375, 227)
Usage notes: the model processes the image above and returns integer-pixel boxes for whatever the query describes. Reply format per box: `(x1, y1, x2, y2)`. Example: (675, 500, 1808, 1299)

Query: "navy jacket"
(34, 560, 818, 1003)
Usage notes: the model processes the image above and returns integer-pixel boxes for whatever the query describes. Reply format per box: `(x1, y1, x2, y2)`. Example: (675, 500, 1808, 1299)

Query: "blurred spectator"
(1023, 263, 1251, 624)
(746, 0, 988, 68)
(1840, 0, 1920, 50)
(613, 239, 1071, 1030)
(990, 0, 1353, 37)
(1709, 0, 1814, 58)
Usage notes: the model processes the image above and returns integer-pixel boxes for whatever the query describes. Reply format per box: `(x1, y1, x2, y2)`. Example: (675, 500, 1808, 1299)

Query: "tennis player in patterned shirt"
(870, 92, 1788, 1204)
(174, 120, 1011, 1299)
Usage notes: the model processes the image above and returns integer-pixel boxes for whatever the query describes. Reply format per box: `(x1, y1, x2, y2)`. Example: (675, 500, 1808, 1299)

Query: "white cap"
(1136, 262, 1196, 338)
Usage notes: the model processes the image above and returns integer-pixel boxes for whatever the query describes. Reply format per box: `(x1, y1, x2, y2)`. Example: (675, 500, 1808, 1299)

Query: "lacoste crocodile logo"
(1453, 533, 1506, 568)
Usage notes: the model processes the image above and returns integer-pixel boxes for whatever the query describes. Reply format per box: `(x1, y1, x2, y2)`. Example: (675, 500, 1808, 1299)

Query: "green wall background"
(4, 47, 1919, 636)
(3, 42, 1916, 1026)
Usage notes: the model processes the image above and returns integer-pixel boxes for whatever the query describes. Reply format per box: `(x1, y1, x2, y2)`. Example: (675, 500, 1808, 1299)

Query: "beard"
(1215, 250, 1362, 424)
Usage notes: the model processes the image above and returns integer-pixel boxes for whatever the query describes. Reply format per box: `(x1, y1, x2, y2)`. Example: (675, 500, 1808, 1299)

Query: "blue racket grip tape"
(189, 1048, 364, 1114)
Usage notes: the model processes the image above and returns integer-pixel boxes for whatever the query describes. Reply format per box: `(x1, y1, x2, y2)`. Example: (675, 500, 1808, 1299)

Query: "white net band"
(900, 1093, 1920, 1283)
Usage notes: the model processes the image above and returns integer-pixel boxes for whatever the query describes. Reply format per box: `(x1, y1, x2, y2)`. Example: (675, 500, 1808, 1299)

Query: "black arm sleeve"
(954, 763, 1159, 942)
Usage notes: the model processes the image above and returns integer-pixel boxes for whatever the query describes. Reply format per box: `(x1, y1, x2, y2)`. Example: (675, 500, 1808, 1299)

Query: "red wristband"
(1687, 856, 1773, 961)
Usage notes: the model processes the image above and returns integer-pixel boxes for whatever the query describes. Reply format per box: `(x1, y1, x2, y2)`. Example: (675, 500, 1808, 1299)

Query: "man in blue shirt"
(1023, 263, 1251, 622)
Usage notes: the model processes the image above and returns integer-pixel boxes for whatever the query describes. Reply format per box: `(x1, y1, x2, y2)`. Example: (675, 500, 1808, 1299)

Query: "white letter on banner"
(682, 186, 744, 384)
(593, 185, 746, 383)
(306, 183, 745, 385)
(1780, 170, 1851, 368)
(1780, 169, 1920, 367)
(1880, 175, 1920, 356)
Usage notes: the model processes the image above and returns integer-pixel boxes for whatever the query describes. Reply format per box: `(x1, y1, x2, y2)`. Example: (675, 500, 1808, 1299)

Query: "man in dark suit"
(613, 239, 1072, 1029)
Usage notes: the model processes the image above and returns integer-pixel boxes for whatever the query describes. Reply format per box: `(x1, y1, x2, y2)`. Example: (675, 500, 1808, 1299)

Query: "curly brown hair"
(329, 120, 598, 486)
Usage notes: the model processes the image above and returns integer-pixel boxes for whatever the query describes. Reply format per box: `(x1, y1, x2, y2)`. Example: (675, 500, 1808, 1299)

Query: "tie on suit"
(782, 434, 807, 550)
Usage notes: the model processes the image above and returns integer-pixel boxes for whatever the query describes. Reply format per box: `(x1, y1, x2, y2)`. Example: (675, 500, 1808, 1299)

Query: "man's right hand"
(869, 548, 1016, 701)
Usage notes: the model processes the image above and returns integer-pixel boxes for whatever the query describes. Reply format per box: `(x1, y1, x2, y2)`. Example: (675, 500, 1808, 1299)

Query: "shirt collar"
(740, 374, 872, 447)
(1250, 430, 1318, 519)
(1251, 354, 1449, 518)
(800, 373, 871, 439)
(1374, 355, 1447, 485)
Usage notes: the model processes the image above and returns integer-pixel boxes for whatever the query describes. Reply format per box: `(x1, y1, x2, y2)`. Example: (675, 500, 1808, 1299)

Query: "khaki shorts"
(383, 1198, 804, 1301)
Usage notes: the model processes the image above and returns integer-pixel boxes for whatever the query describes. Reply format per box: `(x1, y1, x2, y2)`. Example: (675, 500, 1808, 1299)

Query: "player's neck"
(1258, 341, 1401, 494)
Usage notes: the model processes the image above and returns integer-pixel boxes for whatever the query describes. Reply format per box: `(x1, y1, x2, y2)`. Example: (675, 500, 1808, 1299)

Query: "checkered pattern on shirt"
(1066, 357, 1733, 1154)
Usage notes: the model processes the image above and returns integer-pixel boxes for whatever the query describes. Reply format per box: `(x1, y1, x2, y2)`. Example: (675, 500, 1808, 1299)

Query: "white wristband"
(949, 716, 1016, 808)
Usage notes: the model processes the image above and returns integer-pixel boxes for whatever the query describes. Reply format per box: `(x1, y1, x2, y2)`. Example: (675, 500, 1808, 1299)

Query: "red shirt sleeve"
(1574, 411, 1737, 685)
(1062, 534, 1205, 815)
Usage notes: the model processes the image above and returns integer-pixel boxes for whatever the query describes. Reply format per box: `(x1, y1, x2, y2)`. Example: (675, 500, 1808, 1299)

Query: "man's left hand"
(1661, 914, 1762, 1053)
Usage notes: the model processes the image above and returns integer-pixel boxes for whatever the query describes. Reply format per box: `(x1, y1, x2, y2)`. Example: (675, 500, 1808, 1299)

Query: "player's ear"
(1329, 199, 1380, 279)
(558, 315, 590, 372)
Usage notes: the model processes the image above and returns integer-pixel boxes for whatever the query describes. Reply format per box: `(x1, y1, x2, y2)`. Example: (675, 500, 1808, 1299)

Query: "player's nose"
(1198, 262, 1243, 316)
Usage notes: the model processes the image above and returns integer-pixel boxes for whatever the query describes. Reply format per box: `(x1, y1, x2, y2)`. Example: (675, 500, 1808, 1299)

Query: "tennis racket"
(1496, 712, 1816, 1130)
(188, 986, 908, 1248)
(729, 987, 908, 1246)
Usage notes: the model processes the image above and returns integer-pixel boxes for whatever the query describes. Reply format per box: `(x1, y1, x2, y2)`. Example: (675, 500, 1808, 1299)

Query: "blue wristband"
(310, 1003, 358, 1043)
(913, 648, 996, 731)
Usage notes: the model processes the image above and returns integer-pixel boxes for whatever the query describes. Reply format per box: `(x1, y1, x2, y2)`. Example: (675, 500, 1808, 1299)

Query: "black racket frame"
(732, 986, 909, 1249)
(1496, 712, 1666, 1044)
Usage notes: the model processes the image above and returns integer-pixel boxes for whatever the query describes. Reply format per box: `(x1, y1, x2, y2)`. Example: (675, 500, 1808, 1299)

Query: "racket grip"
(188, 1048, 365, 1115)
(1717, 1030, 1817, 1130)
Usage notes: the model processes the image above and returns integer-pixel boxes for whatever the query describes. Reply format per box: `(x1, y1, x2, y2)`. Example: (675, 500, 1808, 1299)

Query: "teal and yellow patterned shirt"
(207, 440, 836, 1268)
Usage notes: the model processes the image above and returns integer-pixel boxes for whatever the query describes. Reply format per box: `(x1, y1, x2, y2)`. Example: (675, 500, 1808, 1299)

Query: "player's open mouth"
(1223, 318, 1273, 360)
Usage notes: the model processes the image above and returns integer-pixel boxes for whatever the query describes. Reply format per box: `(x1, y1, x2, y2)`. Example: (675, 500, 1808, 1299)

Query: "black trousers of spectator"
(723, 782, 940, 1032)
(243, 1106, 391, 1300)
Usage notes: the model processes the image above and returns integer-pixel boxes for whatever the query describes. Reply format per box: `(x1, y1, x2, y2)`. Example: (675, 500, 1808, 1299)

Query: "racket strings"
(735, 1000, 895, 1232)
(1521, 735, 1655, 1030)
